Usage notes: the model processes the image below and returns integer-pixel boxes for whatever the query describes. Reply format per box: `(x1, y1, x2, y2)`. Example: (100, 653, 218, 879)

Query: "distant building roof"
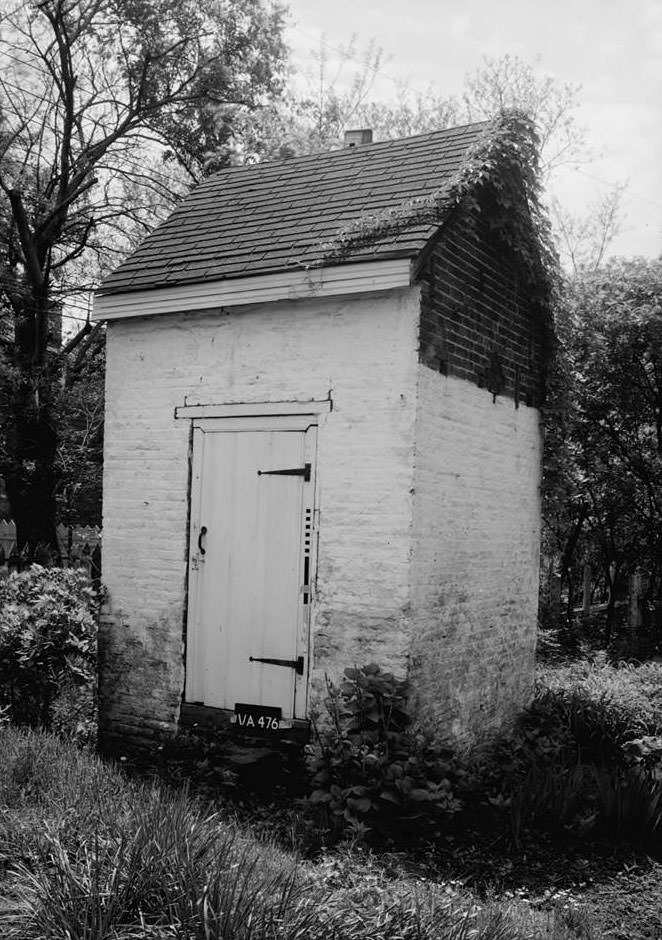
(99, 121, 491, 297)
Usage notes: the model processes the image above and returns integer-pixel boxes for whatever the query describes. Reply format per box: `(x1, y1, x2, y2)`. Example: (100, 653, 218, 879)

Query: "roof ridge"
(199, 119, 493, 183)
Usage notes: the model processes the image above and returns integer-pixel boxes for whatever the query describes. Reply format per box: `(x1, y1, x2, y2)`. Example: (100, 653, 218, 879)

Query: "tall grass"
(0, 726, 591, 940)
(537, 659, 662, 744)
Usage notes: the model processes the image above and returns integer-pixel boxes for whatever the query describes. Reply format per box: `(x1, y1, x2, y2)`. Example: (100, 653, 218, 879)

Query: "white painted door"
(185, 417, 316, 719)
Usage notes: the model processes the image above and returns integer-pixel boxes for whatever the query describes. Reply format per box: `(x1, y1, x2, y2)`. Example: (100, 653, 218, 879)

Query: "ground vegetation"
(2, 568, 662, 936)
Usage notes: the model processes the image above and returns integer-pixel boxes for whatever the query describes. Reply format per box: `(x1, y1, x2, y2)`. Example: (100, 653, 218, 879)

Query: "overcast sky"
(284, 0, 662, 261)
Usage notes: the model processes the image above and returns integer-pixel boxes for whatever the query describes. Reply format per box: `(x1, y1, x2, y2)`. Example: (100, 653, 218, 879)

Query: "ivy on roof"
(320, 110, 558, 306)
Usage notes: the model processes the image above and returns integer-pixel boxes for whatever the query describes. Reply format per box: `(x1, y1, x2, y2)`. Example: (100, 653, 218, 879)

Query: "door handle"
(198, 525, 208, 555)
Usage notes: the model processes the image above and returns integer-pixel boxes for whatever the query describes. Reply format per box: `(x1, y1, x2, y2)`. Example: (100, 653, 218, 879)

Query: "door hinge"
(249, 655, 305, 676)
(257, 463, 311, 482)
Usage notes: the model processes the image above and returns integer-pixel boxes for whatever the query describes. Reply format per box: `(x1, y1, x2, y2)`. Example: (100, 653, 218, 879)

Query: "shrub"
(0, 565, 98, 741)
(304, 664, 462, 847)
(461, 660, 662, 852)
(456, 691, 595, 847)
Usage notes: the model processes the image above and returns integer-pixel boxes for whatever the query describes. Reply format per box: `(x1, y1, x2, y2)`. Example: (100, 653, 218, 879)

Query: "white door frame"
(181, 406, 323, 719)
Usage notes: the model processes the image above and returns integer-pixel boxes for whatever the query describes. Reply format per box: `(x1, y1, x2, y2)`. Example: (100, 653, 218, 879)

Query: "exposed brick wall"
(100, 288, 420, 749)
(418, 201, 548, 408)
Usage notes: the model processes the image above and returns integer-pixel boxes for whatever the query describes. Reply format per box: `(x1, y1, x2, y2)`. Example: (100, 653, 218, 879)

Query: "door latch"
(249, 655, 305, 675)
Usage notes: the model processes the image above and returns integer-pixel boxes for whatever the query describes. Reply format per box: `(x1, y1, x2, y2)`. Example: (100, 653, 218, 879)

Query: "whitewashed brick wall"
(409, 367, 542, 745)
(100, 288, 420, 745)
(100, 283, 542, 751)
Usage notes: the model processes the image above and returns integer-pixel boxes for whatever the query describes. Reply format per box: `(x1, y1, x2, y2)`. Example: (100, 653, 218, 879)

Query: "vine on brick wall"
(319, 110, 558, 314)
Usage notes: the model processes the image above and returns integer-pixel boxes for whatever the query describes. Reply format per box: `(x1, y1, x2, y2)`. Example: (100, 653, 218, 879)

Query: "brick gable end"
(418, 200, 547, 407)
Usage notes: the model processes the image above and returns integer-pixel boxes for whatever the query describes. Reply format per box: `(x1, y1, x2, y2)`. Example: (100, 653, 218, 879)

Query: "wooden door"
(185, 417, 316, 719)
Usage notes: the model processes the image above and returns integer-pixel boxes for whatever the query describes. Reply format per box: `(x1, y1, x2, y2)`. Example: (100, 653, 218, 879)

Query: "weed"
(304, 665, 462, 847)
(508, 762, 591, 847)
(593, 765, 662, 849)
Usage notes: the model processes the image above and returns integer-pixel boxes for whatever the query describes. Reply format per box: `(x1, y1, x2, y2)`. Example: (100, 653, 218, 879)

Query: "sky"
(283, 0, 662, 261)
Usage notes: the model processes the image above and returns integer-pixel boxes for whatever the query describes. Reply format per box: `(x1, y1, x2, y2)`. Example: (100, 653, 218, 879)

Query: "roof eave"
(93, 257, 415, 322)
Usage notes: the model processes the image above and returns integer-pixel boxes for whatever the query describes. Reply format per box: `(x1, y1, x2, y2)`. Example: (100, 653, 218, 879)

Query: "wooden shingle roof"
(99, 120, 491, 297)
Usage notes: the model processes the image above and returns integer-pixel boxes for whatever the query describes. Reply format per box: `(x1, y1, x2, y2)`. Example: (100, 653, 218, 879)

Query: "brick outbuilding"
(94, 116, 551, 751)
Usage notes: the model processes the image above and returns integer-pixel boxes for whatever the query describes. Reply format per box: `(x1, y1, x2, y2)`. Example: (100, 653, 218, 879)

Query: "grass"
(0, 725, 597, 940)
(4, 655, 662, 939)
(537, 657, 662, 739)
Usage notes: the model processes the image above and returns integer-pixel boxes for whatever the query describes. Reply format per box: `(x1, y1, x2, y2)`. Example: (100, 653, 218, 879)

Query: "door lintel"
(175, 398, 332, 420)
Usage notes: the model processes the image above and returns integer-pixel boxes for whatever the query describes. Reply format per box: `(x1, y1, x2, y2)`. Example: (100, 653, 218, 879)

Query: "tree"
(56, 325, 106, 529)
(460, 54, 587, 179)
(254, 47, 622, 272)
(258, 48, 584, 170)
(551, 184, 626, 275)
(542, 258, 662, 642)
(225, 37, 395, 161)
(0, 0, 287, 555)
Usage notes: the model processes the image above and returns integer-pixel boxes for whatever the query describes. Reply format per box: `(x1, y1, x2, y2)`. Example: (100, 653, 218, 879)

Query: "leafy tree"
(543, 258, 662, 641)
(0, 0, 287, 555)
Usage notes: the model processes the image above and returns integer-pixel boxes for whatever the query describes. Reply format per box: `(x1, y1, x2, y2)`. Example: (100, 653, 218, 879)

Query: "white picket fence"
(0, 520, 101, 578)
